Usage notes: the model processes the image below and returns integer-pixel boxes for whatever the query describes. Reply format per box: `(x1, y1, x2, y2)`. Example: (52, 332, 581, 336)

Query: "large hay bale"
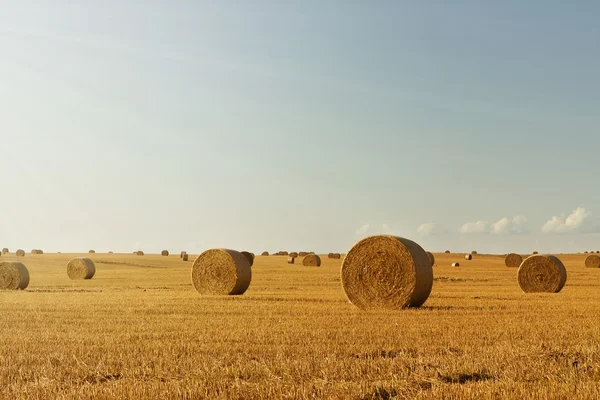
(89, 250, 95, 254)
(452, 262, 460, 267)
(183, 254, 189, 261)
(241, 251, 255, 267)
(191, 249, 252, 295)
(0, 262, 29, 290)
(505, 253, 523, 268)
(464, 254, 472, 260)
(585, 255, 600, 268)
(299, 252, 308, 257)
(518, 255, 567, 293)
(161, 250, 169, 256)
(2, 248, 8, 254)
(67, 258, 96, 280)
(136, 251, 144, 256)
(16, 250, 25, 257)
(303, 254, 321, 267)
(289, 252, 299, 258)
(426, 251, 435, 267)
(341, 235, 433, 310)
(261, 251, 269, 256)
(287, 256, 295, 264)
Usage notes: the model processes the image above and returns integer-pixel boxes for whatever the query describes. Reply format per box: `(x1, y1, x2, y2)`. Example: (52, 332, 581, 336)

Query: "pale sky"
(1, 2, 599, 254)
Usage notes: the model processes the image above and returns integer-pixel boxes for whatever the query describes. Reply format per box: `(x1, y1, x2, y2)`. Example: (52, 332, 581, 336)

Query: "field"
(1, 252, 600, 399)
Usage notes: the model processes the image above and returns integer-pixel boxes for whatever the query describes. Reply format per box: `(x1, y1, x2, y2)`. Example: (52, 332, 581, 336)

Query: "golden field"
(1, 252, 599, 399)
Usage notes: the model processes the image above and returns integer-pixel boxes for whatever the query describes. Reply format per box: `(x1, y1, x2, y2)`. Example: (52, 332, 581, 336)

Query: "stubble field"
(1, 252, 599, 399)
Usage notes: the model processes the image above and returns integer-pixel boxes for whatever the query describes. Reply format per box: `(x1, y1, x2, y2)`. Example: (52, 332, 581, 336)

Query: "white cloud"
(458, 221, 489, 234)
(381, 223, 390, 231)
(542, 207, 590, 233)
(356, 224, 370, 235)
(491, 216, 528, 235)
(417, 222, 436, 236)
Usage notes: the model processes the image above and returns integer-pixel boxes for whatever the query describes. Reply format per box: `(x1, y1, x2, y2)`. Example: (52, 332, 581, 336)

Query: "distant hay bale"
(180, 251, 186, 258)
(505, 253, 523, 268)
(289, 252, 299, 258)
(16, 250, 25, 257)
(161, 250, 169, 256)
(303, 254, 321, 267)
(426, 251, 435, 267)
(445, 250, 450, 254)
(31, 249, 44, 255)
(584, 251, 589, 254)
(89, 250, 95, 254)
(136, 251, 144, 256)
(341, 235, 433, 310)
(2, 248, 8, 254)
(241, 251, 255, 267)
(67, 258, 96, 280)
(464, 254, 472, 260)
(299, 252, 308, 257)
(281, 251, 289, 256)
(191, 249, 252, 295)
(261, 251, 269, 256)
(182, 254, 189, 261)
(0, 262, 30, 290)
(532, 251, 539, 255)
(332, 253, 341, 259)
(471, 251, 477, 255)
(108, 251, 113, 254)
(585, 255, 600, 268)
(518, 255, 567, 293)
(328, 253, 334, 259)
(287, 256, 295, 264)
(452, 262, 460, 267)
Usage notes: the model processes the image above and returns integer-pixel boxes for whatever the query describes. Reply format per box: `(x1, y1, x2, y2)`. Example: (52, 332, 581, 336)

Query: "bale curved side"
(426, 251, 435, 267)
(191, 249, 252, 295)
(0, 262, 30, 290)
(303, 254, 321, 267)
(341, 235, 433, 310)
(67, 258, 96, 280)
(584, 255, 600, 268)
(517, 254, 567, 293)
(505, 253, 523, 268)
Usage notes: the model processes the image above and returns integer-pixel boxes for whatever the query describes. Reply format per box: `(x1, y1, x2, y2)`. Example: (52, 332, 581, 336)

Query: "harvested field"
(0, 252, 599, 399)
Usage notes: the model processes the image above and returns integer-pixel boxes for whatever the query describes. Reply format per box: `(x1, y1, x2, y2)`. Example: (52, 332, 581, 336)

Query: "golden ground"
(1, 252, 599, 399)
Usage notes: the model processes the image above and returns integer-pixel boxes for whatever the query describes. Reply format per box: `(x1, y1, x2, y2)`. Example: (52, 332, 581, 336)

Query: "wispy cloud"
(542, 207, 590, 233)
(459, 216, 528, 235)
(356, 223, 370, 235)
(458, 221, 489, 234)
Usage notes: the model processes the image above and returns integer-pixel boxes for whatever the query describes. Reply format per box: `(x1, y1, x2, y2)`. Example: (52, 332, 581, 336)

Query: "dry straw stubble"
(303, 254, 321, 267)
(341, 235, 433, 310)
(518, 254, 567, 293)
(584, 254, 600, 268)
(191, 249, 252, 296)
(67, 258, 96, 280)
(505, 253, 523, 268)
(0, 262, 30, 290)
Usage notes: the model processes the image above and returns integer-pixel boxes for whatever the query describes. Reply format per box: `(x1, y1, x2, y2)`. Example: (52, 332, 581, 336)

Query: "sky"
(1, 1, 599, 254)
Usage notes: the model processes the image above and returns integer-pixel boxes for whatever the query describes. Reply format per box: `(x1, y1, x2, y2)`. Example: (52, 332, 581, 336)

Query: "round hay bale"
(332, 253, 341, 260)
(518, 255, 567, 293)
(136, 251, 144, 256)
(67, 258, 96, 280)
(532, 251, 539, 255)
(89, 250, 95, 254)
(584, 255, 600, 268)
(161, 250, 169, 256)
(108, 251, 113, 254)
(287, 256, 295, 264)
(281, 251, 289, 256)
(303, 254, 321, 267)
(180, 251, 186, 258)
(191, 249, 252, 295)
(464, 254, 472, 260)
(452, 262, 460, 267)
(16, 250, 25, 257)
(0, 262, 29, 290)
(328, 253, 334, 259)
(2, 248, 8, 254)
(426, 251, 435, 267)
(341, 235, 433, 310)
(289, 252, 299, 258)
(584, 251, 589, 254)
(261, 251, 269, 256)
(471, 251, 477, 255)
(183, 254, 189, 261)
(299, 252, 308, 257)
(445, 250, 450, 254)
(31, 249, 43, 255)
(241, 251, 254, 267)
(505, 253, 523, 268)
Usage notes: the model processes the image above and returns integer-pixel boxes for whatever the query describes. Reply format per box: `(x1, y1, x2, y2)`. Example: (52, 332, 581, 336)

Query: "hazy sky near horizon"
(1, 1, 599, 254)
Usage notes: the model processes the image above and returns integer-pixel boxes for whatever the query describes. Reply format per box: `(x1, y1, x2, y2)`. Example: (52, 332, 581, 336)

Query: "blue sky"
(1, 1, 599, 254)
